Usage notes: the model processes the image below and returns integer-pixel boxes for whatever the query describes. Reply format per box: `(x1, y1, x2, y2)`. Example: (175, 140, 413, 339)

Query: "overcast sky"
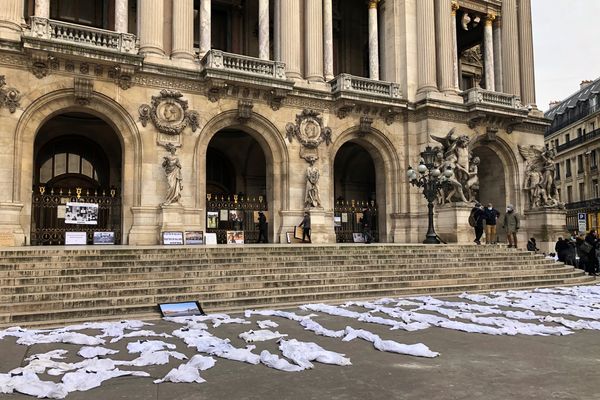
(532, 0, 600, 112)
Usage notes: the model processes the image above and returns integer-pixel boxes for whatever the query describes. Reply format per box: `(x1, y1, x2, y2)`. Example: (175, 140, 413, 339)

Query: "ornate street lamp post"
(407, 146, 454, 244)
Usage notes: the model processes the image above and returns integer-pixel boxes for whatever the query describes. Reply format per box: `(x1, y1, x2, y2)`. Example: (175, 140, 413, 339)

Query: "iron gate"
(334, 200, 378, 243)
(31, 186, 122, 245)
(205, 193, 268, 244)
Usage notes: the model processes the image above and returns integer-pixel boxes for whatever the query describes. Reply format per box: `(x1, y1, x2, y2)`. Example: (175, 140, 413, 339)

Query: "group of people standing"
(555, 231, 599, 276)
(470, 202, 520, 247)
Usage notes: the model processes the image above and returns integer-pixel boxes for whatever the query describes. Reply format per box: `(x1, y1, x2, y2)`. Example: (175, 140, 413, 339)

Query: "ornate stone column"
(115, 0, 128, 33)
(258, 0, 270, 60)
(199, 0, 211, 56)
(368, 0, 380, 80)
(139, 0, 165, 56)
(0, 0, 24, 41)
(493, 18, 503, 92)
(417, 0, 438, 94)
(323, 0, 334, 81)
(483, 13, 495, 91)
(435, 0, 455, 93)
(518, 0, 536, 107)
(501, 0, 520, 97)
(305, 0, 324, 82)
(172, 0, 194, 60)
(451, 1, 459, 89)
(274, 0, 280, 61)
(280, 0, 301, 79)
(34, 0, 49, 18)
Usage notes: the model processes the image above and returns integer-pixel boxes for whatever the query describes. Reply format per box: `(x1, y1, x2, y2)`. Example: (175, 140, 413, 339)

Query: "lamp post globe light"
(406, 146, 453, 244)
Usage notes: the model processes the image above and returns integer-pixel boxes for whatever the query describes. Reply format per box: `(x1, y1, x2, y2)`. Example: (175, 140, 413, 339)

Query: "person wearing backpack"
(470, 202, 484, 245)
(502, 204, 520, 248)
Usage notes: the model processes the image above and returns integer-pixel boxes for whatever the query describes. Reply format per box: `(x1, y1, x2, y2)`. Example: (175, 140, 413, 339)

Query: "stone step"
(0, 263, 570, 288)
(0, 266, 580, 296)
(0, 270, 588, 313)
(0, 275, 593, 327)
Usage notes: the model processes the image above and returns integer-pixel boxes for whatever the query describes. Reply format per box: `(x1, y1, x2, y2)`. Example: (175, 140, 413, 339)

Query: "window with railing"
(566, 159, 572, 177)
(567, 186, 573, 203)
(578, 154, 584, 174)
(556, 163, 561, 180)
(594, 180, 599, 199)
(50, 0, 109, 30)
(579, 182, 586, 201)
(591, 150, 598, 170)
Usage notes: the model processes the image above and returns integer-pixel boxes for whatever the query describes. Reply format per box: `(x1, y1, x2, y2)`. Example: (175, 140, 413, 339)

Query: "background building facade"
(0, 0, 551, 246)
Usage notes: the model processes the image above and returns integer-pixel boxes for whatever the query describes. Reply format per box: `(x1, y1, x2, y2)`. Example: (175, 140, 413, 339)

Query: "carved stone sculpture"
(430, 128, 478, 204)
(304, 160, 322, 209)
(0, 76, 21, 113)
(519, 145, 563, 209)
(286, 109, 332, 163)
(161, 143, 183, 206)
(139, 90, 200, 135)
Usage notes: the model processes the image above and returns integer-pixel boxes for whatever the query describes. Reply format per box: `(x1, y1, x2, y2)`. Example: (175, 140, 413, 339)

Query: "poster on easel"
(162, 231, 184, 245)
(226, 230, 244, 244)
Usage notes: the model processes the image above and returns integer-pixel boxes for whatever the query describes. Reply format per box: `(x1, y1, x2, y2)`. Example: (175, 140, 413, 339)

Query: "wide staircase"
(0, 244, 593, 328)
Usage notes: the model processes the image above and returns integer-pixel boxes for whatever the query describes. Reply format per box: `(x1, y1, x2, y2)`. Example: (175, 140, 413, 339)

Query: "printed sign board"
(578, 213, 587, 233)
(65, 202, 98, 225)
(162, 231, 184, 245)
(93, 232, 115, 245)
(65, 231, 87, 245)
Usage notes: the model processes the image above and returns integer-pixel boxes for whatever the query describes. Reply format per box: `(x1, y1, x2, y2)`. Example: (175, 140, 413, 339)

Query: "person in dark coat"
(555, 237, 570, 263)
(584, 230, 598, 276)
(257, 211, 268, 243)
(361, 207, 373, 244)
(576, 234, 589, 272)
(526, 237, 539, 252)
(483, 203, 500, 244)
(299, 212, 311, 243)
(471, 203, 484, 245)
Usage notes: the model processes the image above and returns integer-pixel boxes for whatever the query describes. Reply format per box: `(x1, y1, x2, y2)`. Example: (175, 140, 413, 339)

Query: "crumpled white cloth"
(259, 350, 304, 372)
(117, 350, 187, 367)
(109, 330, 173, 343)
(77, 346, 119, 359)
(342, 327, 439, 358)
(279, 339, 351, 369)
(61, 369, 150, 392)
(126, 340, 176, 354)
(0, 371, 68, 399)
(239, 329, 288, 343)
(15, 331, 105, 346)
(153, 355, 216, 384)
(299, 318, 345, 338)
(257, 320, 279, 329)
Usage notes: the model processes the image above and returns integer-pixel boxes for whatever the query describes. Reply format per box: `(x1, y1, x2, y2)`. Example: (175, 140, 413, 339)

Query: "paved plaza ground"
(1, 291, 599, 400)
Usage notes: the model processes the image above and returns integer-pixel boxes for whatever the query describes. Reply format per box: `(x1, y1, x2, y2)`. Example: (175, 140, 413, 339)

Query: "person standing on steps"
(502, 204, 520, 248)
(299, 211, 311, 243)
(470, 202, 485, 245)
(257, 211, 268, 243)
(483, 203, 500, 244)
(361, 207, 373, 244)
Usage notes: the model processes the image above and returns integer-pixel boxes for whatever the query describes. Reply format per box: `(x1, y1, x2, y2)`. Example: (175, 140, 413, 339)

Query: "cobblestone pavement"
(1, 293, 598, 400)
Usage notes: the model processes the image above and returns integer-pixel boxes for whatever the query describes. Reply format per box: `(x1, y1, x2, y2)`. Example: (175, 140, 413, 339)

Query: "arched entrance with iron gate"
(31, 112, 122, 245)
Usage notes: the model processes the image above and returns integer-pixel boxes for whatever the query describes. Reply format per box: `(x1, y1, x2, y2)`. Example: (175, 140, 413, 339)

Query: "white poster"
(162, 231, 184, 245)
(65, 231, 87, 245)
(65, 202, 99, 225)
(204, 232, 217, 245)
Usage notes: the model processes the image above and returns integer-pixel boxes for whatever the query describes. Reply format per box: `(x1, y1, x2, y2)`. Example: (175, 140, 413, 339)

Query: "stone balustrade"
(462, 87, 522, 109)
(201, 49, 287, 80)
(331, 73, 401, 100)
(25, 17, 138, 54)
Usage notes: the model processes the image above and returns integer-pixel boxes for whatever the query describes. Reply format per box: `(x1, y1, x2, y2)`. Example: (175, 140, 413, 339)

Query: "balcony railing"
(201, 49, 286, 80)
(556, 127, 600, 153)
(461, 87, 522, 108)
(25, 17, 138, 54)
(330, 73, 401, 100)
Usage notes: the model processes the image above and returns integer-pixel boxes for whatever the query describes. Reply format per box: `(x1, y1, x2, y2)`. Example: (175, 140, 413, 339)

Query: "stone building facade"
(0, 0, 552, 247)
(545, 78, 600, 232)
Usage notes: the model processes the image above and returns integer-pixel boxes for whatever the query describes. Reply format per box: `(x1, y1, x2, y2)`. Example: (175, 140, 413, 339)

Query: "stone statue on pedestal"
(519, 145, 562, 209)
(161, 143, 183, 205)
(304, 159, 322, 209)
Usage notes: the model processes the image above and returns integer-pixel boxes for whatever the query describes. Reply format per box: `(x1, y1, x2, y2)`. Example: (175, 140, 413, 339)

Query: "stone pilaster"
(139, 0, 165, 56)
(305, 0, 324, 81)
(274, 0, 280, 61)
(171, 0, 195, 60)
(323, 0, 334, 81)
(258, 0, 270, 60)
(0, 0, 24, 42)
(483, 13, 495, 91)
(417, 0, 438, 94)
(199, 0, 211, 56)
(280, 0, 301, 79)
(368, 0, 380, 80)
(501, 0, 520, 97)
(34, 0, 49, 18)
(493, 18, 503, 92)
(518, 0, 536, 107)
(435, 0, 455, 93)
(114, 0, 128, 33)
(451, 1, 459, 89)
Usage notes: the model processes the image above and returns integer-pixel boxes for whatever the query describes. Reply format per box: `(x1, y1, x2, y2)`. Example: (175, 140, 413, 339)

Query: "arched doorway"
(472, 145, 507, 242)
(205, 129, 268, 243)
(31, 112, 122, 245)
(333, 141, 379, 242)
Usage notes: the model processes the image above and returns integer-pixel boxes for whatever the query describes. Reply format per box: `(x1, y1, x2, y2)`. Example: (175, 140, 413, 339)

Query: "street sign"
(578, 213, 587, 233)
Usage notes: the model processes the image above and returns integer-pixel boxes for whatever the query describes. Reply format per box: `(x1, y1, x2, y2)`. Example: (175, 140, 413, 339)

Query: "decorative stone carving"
(0, 76, 21, 113)
(73, 77, 93, 106)
(304, 160, 322, 209)
(238, 99, 254, 122)
(518, 145, 563, 209)
(286, 109, 332, 149)
(30, 52, 50, 79)
(109, 64, 135, 90)
(267, 88, 287, 111)
(138, 89, 200, 135)
(431, 128, 478, 204)
(79, 62, 89, 75)
(382, 107, 402, 125)
(207, 79, 228, 103)
(358, 116, 373, 137)
(335, 101, 355, 119)
(161, 143, 183, 206)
